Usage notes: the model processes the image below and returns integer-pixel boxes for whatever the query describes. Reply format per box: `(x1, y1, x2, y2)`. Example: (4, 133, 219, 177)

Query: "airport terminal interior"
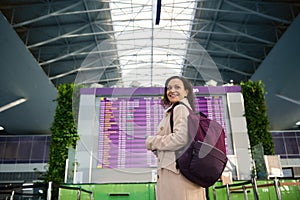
(0, 0, 300, 199)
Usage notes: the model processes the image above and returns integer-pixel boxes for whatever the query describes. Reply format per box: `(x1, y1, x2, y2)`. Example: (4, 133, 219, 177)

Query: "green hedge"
(240, 80, 274, 155)
(45, 83, 80, 199)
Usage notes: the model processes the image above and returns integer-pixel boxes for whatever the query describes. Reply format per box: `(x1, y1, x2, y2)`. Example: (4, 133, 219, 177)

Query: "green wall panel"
(59, 180, 299, 200)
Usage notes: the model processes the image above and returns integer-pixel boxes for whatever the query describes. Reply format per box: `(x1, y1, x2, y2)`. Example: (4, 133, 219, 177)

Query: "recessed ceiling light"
(0, 98, 27, 112)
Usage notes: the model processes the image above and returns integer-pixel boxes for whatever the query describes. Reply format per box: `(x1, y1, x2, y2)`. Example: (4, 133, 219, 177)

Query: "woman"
(146, 76, 206, 200)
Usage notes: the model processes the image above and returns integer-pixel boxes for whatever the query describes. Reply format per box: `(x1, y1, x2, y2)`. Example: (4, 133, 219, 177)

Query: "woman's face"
(166, 78, 188, 104)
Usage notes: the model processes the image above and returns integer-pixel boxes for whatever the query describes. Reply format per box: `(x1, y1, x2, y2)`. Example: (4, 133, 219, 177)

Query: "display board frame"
(74, 86, 242, 183)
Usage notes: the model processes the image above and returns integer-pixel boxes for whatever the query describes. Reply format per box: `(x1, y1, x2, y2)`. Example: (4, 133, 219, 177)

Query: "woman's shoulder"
(179, 98, 192, 110)
(173, 101, 191, 113)
(167, 98, 192, 113)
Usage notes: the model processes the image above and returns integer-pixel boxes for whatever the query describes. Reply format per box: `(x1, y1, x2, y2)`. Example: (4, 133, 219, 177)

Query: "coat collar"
(165, 98, 191, 113)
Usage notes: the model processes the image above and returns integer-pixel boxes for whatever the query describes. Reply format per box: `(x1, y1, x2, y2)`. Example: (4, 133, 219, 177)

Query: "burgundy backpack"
(170, 102, 228, 188)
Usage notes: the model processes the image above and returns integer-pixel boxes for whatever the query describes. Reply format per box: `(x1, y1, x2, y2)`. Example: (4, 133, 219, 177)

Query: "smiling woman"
(162, 76, 195, 110)
(166, 78, 188, 103)
(146, 76, 206, 200)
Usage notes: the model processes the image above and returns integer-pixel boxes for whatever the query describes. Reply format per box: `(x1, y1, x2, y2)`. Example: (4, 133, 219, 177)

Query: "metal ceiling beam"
(211, 42, 262, 62)
(83, 0, 107, 62)
(216, 23, 275, 45)
(49, 64, 119, 80)
(51, 57, 247, 82)
(194, 6, 255, 15)
(225, 0, 291, 24)
(193, 37, 270, 48)
(50, 2, 150, 17)
(27, 24, 90, 48)
(204, 0, 223, 50)
(62, 30, 117, 39)
(29, 21, 276, 46)
(37, 45, 231, 62)
(12, 1, 82, 28)
(80, 77, 122, 85)
(39, 43, 95, 65)
(215, 62, 252, 76)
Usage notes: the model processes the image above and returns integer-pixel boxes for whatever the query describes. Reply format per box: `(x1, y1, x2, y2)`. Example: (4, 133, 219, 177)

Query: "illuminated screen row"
(80, 86, 240, 169)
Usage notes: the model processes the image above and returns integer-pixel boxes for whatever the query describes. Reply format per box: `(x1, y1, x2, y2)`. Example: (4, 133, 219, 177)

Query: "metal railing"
(212, 178, 300, 200)
(58, 184, 93, 200)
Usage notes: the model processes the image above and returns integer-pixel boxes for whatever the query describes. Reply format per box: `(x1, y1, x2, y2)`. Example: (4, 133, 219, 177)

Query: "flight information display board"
(98, 96, 164, 168)
(93, 87, 237, 169)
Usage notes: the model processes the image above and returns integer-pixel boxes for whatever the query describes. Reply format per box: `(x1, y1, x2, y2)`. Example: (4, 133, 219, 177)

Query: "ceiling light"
(0, 98, 27, 113)
(0, 126, 4, 131)
(276, 94, 300, 105)
(296, 121, 300, 126)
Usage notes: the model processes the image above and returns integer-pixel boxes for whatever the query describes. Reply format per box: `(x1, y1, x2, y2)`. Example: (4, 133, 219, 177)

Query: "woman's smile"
(166, 78, 188, 103)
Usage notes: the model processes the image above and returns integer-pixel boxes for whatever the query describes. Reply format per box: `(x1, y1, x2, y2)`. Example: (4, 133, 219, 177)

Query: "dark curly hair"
(162, 76, 195, 111)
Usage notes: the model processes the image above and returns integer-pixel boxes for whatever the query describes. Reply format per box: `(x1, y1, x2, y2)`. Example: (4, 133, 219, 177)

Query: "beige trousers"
(156, 168, 206, 200)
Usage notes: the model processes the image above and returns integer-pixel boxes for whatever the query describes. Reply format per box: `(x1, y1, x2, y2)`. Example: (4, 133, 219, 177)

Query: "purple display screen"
(94, 87, 233, 168)
(98, 96, 164, 168)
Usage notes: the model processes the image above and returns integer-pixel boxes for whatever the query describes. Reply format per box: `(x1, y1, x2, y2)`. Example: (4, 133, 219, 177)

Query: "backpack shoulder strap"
(169, 101, 192, 132)
(169, 101, 208, 132)
(169, 102, 178, 133)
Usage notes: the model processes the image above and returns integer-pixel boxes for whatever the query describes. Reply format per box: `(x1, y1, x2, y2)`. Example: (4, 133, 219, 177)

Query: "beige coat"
(146, 98, 206, 200)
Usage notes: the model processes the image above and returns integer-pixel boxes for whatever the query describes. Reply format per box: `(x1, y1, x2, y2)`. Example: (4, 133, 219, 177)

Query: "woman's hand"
(145, 136, 153, 150)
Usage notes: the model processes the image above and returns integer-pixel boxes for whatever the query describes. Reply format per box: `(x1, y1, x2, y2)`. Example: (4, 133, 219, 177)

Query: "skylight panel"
(109, 0, 196, 87)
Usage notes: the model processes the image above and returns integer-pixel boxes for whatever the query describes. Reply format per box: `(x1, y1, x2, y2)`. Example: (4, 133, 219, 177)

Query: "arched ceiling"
(0, 0, 299, 134)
